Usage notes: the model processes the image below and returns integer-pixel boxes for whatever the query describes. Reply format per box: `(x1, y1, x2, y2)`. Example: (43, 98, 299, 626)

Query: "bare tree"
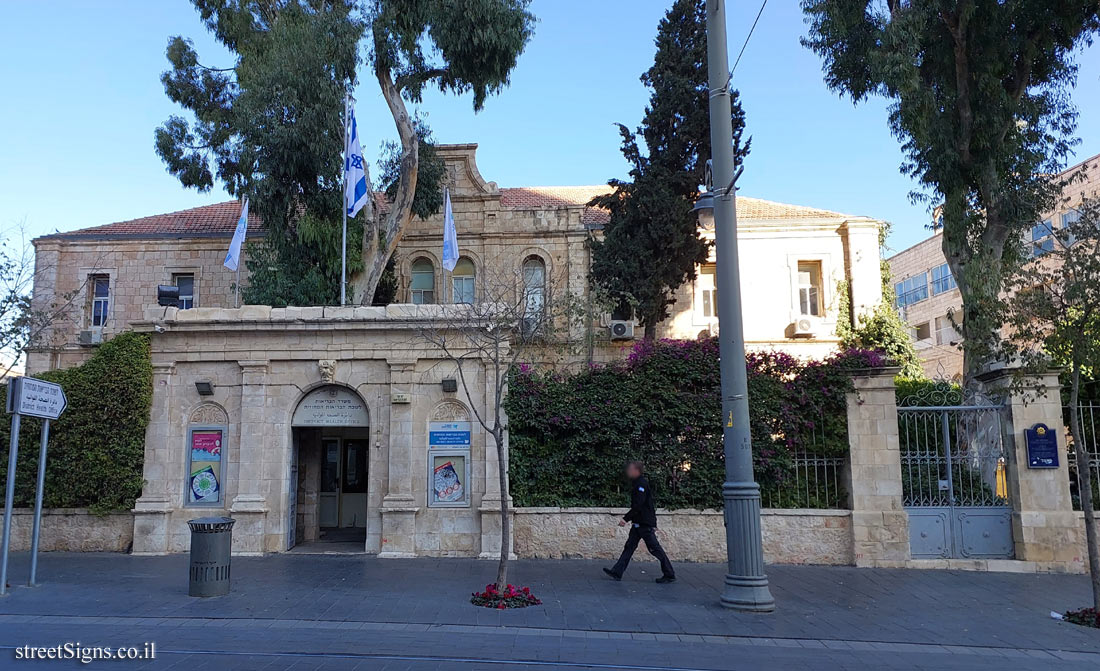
(1003, 196, 1100, 610)
(415, 260, 595, 590)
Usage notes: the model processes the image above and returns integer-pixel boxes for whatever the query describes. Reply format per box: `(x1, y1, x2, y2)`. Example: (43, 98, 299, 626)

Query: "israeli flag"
(345, 105, 369, 218)
(223, 197, 248, 271)
(442, 187, 458, 272)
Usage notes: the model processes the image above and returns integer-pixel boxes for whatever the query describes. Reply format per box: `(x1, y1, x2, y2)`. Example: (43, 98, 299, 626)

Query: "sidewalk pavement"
(0, 552, 1097, 670)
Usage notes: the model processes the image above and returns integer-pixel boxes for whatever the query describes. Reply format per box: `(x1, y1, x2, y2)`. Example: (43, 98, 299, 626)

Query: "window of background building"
(797, 261, 823, 317)
(173, 273, 195, 309)
(451, 257, 475, 304)
(1031, 219, 1055, 257)
(89, 274, 110, 327)
(695, 264, 717, 319)
(935, 314, 961, 345)
(910, 321, 932, 341)
(411, 258, 435, 304)
(930, 263, 956, 295)
(894, 273, 928, 308)
(521, 256, 546, 336)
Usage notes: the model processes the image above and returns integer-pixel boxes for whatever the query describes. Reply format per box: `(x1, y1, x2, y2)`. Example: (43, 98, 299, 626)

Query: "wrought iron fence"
(760, 452, 847, 509)
(1064, 403, 1100, 511)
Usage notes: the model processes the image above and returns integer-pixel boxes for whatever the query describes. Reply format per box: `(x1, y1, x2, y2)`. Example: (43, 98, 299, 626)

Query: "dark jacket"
(623, 475, 658, 528)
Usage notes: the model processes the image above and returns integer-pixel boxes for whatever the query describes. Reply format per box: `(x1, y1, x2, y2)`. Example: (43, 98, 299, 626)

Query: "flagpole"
(235, 263, 240, 308)
(341, 93, 349, 306)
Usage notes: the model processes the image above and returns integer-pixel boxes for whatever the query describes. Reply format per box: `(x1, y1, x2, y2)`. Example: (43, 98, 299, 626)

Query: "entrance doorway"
(319, 437, 369, 539)
(288, 385, 371, 552)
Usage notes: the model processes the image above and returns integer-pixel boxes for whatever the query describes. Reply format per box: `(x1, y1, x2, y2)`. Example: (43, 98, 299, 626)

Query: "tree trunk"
(349, 64, 419, 304)
(1069, 361, 1100, 611)
(494, 424, 511, 590)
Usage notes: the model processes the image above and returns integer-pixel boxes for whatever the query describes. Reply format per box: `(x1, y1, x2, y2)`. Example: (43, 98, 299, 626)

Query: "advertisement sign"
(429, 421, 471, 448)
(431, 454, 468, 506)
(188, 429, 223, 504)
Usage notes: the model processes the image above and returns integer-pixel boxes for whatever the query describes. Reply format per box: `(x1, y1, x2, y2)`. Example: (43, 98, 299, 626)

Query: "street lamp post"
(697, 0, 775, 612)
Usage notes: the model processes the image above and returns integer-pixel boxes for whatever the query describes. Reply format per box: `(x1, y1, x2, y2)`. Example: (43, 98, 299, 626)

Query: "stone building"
(888, 153, 1100, 379)
(27, 144, 886, 556)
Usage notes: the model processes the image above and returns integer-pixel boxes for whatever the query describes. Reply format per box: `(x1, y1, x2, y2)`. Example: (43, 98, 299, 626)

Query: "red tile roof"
(41, 188, 862, 241)
(40, 201, 262, 240)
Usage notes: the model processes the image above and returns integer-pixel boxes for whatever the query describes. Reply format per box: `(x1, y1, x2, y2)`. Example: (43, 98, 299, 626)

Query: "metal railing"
(760, 453, 847, 509)
(1065, 403, 1100, 511)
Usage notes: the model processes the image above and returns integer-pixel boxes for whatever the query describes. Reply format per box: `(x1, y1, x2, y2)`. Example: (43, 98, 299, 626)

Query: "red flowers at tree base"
(471, 583, 542, 609)
(1064, 607, 1100, 628)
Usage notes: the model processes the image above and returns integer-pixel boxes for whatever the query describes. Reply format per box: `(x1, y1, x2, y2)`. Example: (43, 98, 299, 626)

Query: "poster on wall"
(431, 454, 467, 506)
(189, 429, 223, 504)
(429, 421, 471, 448)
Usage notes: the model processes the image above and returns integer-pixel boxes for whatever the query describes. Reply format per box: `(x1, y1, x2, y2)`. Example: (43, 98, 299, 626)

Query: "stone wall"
(512, 508, 853, 565)
(0, 509, 133, 552)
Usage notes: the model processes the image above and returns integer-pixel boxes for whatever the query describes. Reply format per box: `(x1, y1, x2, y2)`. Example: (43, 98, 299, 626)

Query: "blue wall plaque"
(1025, 423, 1059, 469)
(429, 421, 471, 448)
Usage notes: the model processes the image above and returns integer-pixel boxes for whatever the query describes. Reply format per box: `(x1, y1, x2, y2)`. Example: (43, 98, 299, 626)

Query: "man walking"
(603, 461, 676, 583)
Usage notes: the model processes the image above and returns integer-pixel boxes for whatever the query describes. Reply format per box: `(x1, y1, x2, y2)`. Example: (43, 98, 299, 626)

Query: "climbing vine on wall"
(0, 332, 152, 513)
(506, 338, 887, 510)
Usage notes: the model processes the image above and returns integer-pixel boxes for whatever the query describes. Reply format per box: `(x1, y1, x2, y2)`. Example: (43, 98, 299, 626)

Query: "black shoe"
(602, 568, 622, 581)
(656, 576, 676, 584)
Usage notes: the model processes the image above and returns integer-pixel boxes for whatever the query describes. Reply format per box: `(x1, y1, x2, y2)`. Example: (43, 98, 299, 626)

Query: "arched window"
(411, 258, 435, 304)
(451, 257, 475, 304)
(522, 256, 546, 318)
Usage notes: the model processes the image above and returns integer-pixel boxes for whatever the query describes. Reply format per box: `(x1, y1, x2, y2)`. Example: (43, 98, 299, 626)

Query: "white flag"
(223, 197, 248, 272)
(345, 105, 369, 218)
(442, 187, 458, 272)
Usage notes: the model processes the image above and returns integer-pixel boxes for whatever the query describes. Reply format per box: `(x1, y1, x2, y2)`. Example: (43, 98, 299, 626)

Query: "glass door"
(319, 438, 340, 528)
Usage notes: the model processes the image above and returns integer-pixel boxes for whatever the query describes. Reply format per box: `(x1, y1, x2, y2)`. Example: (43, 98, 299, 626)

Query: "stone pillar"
(978, 368, 1084, 571)
(845, 367, 910, 567)
(229, 360, 269, 556)
(132, 363, 176, 556)
(380, 359, 418, 558)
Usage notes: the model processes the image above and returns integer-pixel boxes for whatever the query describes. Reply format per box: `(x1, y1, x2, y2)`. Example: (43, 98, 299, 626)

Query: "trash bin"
(187, 517, 235, 597)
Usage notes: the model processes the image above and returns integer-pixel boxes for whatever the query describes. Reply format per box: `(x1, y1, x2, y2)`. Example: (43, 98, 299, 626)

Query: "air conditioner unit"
(609, 320, 635, 340)
(792, 317, 819, 338)
(77, 329, 103, 346)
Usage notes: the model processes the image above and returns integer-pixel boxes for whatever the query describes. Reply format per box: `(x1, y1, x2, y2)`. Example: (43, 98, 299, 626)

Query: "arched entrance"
(289, 385, 370, 551)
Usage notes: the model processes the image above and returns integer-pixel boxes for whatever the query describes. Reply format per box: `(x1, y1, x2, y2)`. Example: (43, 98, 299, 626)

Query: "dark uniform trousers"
(610, 524, 675, 578)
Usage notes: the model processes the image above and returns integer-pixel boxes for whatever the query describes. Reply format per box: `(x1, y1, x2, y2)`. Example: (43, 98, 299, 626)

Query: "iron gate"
(898, 383, 1013, 559)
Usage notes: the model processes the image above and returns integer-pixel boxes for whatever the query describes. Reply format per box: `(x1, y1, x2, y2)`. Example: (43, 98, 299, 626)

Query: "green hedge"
(506, 339, 886, 510)
(0, 333, 152, 513)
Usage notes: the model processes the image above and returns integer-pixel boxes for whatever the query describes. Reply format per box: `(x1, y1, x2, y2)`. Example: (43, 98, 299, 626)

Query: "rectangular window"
(910, 321, 932, 341)
(797, 261, 823, 317)
(894, 273, 928, 308)
(174, 273, 195, 309)
(187, 427, 225, 506)
(930, 263, 956, 295)
(89, 275, 110, 327)
(452, 276, 475, 304)
(695, 264, 718, 319)
(1031, 219, 1055, 257)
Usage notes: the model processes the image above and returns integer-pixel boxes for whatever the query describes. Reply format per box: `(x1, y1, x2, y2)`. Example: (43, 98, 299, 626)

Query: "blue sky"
(2, 1, 1098, 254)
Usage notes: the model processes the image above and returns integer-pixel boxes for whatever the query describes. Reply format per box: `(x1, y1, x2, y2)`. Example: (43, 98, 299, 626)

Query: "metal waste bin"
(187, 517, 235, 597)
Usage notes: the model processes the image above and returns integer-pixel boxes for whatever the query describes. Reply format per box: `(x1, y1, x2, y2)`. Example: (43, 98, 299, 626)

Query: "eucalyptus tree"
(801, 1, 1100, 380)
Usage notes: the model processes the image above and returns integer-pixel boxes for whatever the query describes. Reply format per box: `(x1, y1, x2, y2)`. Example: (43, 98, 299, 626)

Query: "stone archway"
(290, 385, 371, 550)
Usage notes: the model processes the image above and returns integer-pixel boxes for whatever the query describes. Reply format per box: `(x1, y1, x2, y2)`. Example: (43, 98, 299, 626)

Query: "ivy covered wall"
(0, 333, 152, 513)
(506, 338, 886, 510)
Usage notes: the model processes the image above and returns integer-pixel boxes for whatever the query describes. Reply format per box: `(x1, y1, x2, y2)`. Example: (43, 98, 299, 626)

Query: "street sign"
(5, 377, 67, 420)
(2, 376, 69, 595)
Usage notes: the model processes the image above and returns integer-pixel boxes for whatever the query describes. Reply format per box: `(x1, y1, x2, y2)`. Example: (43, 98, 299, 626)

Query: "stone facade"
(887, 152, 1100, 379)
(512, 508, 853, 565)
(29, 144, 885, 374)
(0, 509, 133, 552)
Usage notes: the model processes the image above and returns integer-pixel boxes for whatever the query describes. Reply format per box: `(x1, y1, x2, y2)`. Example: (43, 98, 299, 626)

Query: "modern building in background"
(888, 153, 1100, 379)
(26, 144, 886, 556)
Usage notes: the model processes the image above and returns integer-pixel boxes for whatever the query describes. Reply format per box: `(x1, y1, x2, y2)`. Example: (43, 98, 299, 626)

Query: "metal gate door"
(898, 384, 1013, 559)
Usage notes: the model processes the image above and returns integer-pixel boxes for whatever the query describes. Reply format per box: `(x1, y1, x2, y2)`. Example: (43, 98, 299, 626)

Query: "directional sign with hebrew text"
(6, 377, 67, 420)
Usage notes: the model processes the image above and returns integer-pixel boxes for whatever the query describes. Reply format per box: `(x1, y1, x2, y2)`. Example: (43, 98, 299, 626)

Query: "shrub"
(506, 338, 886, 510)
(0, 333, 152, 513)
